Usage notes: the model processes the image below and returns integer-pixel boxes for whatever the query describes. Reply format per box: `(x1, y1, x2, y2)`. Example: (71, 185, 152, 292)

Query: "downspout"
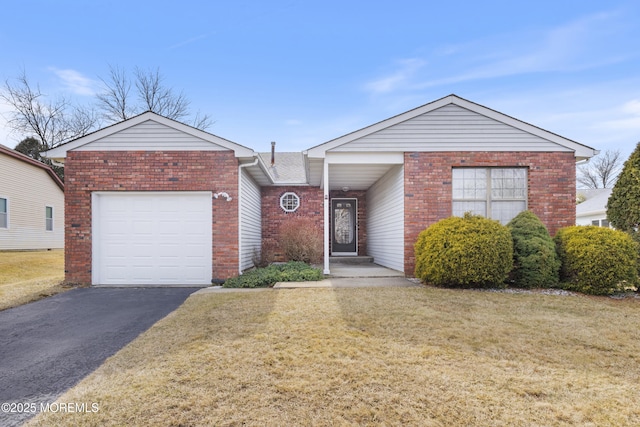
(323, 158, 330, 274)
(238, 156, 260, 275)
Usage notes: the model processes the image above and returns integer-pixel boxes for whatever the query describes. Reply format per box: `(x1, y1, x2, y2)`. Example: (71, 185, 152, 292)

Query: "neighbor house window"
(0, 198, 7, 228)
(591, 219, 611, 227)
(452, 168, 527, 224)
(45, 206, 53, 231)
(280, 192, 300, 212)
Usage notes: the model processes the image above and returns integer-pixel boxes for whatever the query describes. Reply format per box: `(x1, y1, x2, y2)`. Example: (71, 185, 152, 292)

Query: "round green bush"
(507, 210, 560, 288)
(414, 213, 513, 288)
(554, 226, 639, 295)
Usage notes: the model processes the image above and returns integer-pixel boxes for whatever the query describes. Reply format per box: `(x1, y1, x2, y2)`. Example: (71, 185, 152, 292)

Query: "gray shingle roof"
(576, 188, 612, 215)
(258, 152, 307, 184)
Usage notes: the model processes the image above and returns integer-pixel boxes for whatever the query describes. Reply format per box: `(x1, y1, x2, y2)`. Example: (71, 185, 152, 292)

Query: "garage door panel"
(94, 192, 213, 285)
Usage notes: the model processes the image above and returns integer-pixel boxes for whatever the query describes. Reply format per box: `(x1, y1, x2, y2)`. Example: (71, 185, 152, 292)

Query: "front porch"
(328, 256, 404, 278)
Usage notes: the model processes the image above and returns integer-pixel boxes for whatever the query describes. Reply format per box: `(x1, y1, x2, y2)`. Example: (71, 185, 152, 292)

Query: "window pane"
(280, 192, 300, 212)
(602, 219, 610, 227)
(334, 207, 353, 244)
(0, 198, 6, 228)
(46, 206, 53, 231)
(491, 201, 526, 224)
(592, 220, 599, 226)
(453, 201, 486, 217)
(492, 169, 526, 199)
(453, 169, 486, 199)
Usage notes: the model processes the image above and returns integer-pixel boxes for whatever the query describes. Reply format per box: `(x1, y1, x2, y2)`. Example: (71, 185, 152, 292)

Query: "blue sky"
(1, 0, 640, 158)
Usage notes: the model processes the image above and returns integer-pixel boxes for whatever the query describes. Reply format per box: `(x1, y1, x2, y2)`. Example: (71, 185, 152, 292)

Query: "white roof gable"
(306, 94, 598, 161)
(44, 111, 253, 161)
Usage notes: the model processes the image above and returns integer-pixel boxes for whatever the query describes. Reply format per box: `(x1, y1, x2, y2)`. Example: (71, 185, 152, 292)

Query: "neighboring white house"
(576, 188, 612, 227)
(0, 144, 65, 250)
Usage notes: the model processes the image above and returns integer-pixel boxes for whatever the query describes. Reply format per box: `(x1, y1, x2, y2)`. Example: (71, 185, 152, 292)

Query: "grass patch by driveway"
(29, 287, 640, 426)
(0, 250, 67, 311)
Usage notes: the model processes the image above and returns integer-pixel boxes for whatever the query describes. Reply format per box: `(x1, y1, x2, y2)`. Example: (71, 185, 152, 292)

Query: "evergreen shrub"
(223, 261, 323, 288)
(554, 226, 638, 295)
(414, 213, 513, 288)
(507, 210, 560, 288)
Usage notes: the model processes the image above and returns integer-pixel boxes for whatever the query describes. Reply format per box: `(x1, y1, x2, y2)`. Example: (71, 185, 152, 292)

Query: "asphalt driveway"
(0, 287, 198, 426)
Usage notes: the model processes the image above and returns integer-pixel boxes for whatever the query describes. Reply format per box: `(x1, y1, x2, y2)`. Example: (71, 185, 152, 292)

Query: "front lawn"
(29, 287, 640, 426)
(0, 250, 68, 311)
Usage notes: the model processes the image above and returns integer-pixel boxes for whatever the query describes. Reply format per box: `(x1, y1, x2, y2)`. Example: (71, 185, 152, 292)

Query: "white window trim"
(280, 192, 300, 213)
(45, 205, 54, 232)
(452, 167, 528, 223)
(0, 196, 8, 229)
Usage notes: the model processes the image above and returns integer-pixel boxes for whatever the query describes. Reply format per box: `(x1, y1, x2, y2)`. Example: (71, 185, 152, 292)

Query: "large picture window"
(452, 168, 527, 224)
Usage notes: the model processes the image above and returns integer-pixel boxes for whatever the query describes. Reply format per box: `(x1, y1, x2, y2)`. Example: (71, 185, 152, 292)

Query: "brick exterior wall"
(260, 187, 368, 262)
(404, 151, 576, 275)
(261, 186, 324, 262)
(64, 150, 239, 284)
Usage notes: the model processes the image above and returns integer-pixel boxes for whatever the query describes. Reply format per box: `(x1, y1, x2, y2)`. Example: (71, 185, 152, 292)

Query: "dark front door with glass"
(331, 198, 357, 255)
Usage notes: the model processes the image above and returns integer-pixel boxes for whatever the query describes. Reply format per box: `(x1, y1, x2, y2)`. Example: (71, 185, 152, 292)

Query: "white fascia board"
(306, 96, 456, 157)
(305, 94, 599, 160)
(325, 152, 404, 164)
(43, 111, 254, 159)
(451, 97, 599, 160)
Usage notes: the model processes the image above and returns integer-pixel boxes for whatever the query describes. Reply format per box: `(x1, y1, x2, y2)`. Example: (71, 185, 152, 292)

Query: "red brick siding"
(261, 186, 324, 261)
(404, 151, 576, 275)
(64, 151, 239, 284)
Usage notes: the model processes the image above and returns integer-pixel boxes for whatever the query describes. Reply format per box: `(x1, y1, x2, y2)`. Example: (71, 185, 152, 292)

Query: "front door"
(331, 198, 357, 255)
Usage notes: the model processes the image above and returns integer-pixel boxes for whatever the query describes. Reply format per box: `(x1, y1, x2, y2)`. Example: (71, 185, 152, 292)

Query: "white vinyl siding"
(453, 168, 527, 224)
(74, 120, 230, 151)
(0, 154, 64, 249)
(576, 214, 610, 227)
(332, 104, 569, 152)
(366, 165, 404, 272)
(240, 169, 262, 271)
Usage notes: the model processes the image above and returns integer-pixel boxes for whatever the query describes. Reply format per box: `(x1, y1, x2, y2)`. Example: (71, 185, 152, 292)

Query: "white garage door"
(92, 192, 212, 285)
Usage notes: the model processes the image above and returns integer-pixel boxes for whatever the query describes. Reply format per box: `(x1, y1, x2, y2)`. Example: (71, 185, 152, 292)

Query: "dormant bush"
(414, 213, 513, 288)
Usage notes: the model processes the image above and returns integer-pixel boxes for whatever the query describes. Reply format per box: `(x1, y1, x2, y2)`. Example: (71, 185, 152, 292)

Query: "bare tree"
(1, 70, 98, 150)
(577, 149, 623, 189)
(96, 65, 213, 130)
(96, 65, 132, 122)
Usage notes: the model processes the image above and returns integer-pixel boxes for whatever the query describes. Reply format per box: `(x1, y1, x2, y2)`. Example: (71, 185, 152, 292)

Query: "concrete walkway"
(273, 262, 419, 288)
(273, 276, 420, 288)
(328, 263, 405, 278)
(194, 263, 420, 292)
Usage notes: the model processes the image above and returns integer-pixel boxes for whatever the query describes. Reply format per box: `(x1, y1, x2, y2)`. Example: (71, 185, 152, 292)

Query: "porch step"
(329, 256, 374, 265)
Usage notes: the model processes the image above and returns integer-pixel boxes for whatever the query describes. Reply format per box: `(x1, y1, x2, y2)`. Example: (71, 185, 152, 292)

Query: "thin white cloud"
(600, 99, 640, 131)
(49, 68, 97, 96)
(366, 10, 631, 94)
(169, 33, 211, 50)
(364, 58, 426, 94)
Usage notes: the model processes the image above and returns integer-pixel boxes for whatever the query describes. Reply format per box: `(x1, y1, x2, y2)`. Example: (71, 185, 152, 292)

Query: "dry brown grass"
(29, 287, 640, 426)
(0, 250, 67, 311)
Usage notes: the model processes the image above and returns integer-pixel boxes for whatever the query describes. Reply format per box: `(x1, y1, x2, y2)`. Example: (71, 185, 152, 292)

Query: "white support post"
(323, 159, 330, 275)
